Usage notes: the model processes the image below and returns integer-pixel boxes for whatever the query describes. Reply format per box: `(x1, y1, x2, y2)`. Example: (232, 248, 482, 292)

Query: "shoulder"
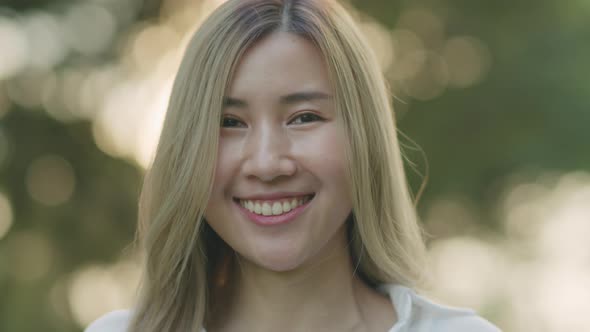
(84, 310, 132, 332)
(379, 284, 502, 332)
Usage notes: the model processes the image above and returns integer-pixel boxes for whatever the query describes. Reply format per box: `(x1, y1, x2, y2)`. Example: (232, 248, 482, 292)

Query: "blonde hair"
(129, 0, 430, 331)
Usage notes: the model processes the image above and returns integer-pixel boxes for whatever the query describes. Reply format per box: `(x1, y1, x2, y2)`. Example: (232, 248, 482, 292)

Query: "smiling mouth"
(232, 193, 315, 216)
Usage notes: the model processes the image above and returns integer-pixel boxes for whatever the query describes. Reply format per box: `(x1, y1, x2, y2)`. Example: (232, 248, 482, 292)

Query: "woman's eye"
(221, 113, 323, 128)
(290, 112, 323, 125)
(221, 117, 245, 128)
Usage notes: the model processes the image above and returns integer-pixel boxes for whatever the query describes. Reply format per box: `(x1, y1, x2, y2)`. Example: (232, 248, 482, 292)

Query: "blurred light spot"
(429, 236, 505, 309)
(98, 0, 143, 27)
(22, 12, 67, 70)
(392, 28, 424, 51)
(424, 198, 478, 237)
(536, 172, 590, 264)
(501, 172, 590, 264)
(442, 36, 492, 88)
(5, 69, 54, 109)
(131, 25, 180, 72)
(68, 265, 122, 326)
(25, 155, 76, 206)
(41, 71, 76, 123)
(155, 48, 183, 77)
(502, 183, 549, 242)
(68, 258, 140, 327)
(491, 170, 590, 331)
(503, 182, 548, 210)
(62, 3, 117, 56)
(61, 67, 91, 119)
(396, 8, 445, 48)
(531, 266, 590, 331)
(92, 116, 125, 160)
(211, 0, 229, 6)
(0, 192, 14, 239)
(400, 51, 448, 100)
(8, 231, 55, 282)
(79, 65, 121, 121)
(0, 16, 30, 80)
(359, 20, 394, 72)
(160, 0, 206, 27)
(390, 29, 425, 80)
(135, 78, 171, 168)
(93, 81, 142, 160)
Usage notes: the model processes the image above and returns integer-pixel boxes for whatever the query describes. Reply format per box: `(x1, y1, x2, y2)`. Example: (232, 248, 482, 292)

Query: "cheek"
(296, 125, 351, 195)
(205, 143, 239, 226)
(211, 138, 241, 194)
(205, 146, 234, 229)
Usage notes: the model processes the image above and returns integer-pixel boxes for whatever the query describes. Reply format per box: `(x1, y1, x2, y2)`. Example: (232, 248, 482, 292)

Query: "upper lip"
(235, 192, 315, 201)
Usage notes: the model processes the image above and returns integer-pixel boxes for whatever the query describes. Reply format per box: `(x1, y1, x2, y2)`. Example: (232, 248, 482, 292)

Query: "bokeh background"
(1, 0, 589, 331)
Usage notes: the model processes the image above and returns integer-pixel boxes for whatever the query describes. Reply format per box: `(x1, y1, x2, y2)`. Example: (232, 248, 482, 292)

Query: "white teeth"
(261, 202, 272, 216)
(272, 202, 282, 215)
(239, 195, 313, 216)
(254, 202, 262, 214)
(282, 201, 291, 213)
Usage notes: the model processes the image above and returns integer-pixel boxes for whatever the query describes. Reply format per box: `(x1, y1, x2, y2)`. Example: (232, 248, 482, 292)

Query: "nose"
(241, 122, 297, 182)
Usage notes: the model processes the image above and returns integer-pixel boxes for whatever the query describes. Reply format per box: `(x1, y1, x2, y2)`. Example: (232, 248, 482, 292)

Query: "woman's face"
(204, 32, 353, 272)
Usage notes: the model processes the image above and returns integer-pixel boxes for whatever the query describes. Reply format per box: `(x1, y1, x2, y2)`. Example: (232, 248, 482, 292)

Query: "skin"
(204, 32, 396, 332)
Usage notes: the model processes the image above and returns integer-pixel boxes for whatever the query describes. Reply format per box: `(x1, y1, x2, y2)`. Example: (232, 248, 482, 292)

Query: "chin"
(241, 246, 311, 273)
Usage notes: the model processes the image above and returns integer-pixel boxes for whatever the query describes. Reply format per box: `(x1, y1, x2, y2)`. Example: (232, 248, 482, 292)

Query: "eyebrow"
(223, 91, 333, 108)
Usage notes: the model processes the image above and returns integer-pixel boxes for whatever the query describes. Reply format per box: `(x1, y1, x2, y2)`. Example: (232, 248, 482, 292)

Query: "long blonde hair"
(129, 0, 430, 331)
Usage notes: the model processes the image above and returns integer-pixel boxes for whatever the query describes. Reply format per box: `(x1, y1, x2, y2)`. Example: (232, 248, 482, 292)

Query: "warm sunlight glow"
(68, 256, 141, 327)
(428, 171, 590, 332)
(0, 16, 29, 80)
(2, 1, 585, 330)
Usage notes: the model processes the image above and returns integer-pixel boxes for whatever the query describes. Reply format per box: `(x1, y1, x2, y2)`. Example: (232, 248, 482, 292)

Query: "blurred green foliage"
(0, 110, 140, 332)
(352, 0, 590, 223)
(0, 0, 588, 331)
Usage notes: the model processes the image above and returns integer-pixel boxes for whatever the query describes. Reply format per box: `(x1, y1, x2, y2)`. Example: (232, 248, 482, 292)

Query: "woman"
(86, 0, 501, 331)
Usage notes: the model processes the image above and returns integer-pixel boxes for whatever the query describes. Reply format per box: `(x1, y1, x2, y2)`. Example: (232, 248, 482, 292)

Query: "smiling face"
(204, 32, 353, 272)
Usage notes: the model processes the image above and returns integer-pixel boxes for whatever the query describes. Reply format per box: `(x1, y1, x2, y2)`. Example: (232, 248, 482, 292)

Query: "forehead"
(227, 32, 332, 98)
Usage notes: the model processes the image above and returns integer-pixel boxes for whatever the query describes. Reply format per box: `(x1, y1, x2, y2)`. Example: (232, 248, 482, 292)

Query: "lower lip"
(234, 195, 314, 227)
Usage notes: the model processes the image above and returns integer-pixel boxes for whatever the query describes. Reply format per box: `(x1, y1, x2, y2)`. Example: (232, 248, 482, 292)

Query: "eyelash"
(220, 112, 324, 128)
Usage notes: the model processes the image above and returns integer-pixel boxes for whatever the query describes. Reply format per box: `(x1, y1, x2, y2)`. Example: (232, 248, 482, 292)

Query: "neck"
(208, 228, 395, 332)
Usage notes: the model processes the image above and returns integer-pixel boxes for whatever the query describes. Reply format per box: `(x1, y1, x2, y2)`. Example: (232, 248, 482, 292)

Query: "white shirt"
(85, 284, 501, 332)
